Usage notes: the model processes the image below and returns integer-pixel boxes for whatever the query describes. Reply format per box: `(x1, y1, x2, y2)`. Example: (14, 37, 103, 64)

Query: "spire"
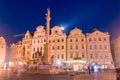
(45, 8, 51, 43)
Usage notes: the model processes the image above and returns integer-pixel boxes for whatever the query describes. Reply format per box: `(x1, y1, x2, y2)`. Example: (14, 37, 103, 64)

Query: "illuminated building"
(112, 37, 120, 67)
(31, 26, 46, 64)
(49, 26, 67, 64)
(67, 28, 87, 64)
(8, 9, 114, 69)
(21, 30, 33, 64)
(86, 29, 114, 69)
(0, 37, 6, 68)
(9, 41, 22, 68)
(9, 30, 33, 67)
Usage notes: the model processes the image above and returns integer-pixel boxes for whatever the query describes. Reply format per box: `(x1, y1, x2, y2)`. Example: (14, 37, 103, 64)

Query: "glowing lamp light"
(19, 62, 22, 65)
(4, 63, 7, 70)
(9, 62, 13, 66)
(61, 27, 64, 30)
(56, 61, 61, 65)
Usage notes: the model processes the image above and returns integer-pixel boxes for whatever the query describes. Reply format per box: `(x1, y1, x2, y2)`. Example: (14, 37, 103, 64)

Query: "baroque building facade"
(31, 26, 46, 64)
(0, 36, 6, 68)
(67, 28, 87, 64)
(8, 9, 114, 69)
(86, 29, 114, 69)
(9, 30, 33, 67)
(21, 30, 33, 64)
(49, 26, 67, 64)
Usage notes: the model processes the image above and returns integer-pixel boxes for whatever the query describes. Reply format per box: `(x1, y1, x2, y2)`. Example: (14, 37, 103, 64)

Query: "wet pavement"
(0, 69, 116, 80)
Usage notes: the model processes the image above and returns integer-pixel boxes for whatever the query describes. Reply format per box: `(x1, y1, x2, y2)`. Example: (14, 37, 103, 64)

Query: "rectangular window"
(76, 45, 78, 49)
(82, 45, 84, 49)
(89, 38, 92, 41)
(33, 48, 35, 51)
(104, 37, 107, 41)
(57, 39, 60, 42)
(70, 45, 72, 49)
(61, 38, 64, 42)
(104, 45, 107, 49)
(105, 55, 108, 58)
(52, 46, 55, 50)
(57, 46, 60, 49)
(70, 39, 72, 42)
(76, 53, 79, 58)
(57, 55, 59, 59)
(99, 38, 101, 41)
(76, 39, 78, 42)
(62, 45, 64, 49)
(94, 45, 97, 49)
(70, 53, 73, 58)
(90, 54, 92, 59)
(82, 53, 85, 58)
(81, 39, 84, 42)
(90, 45, 92, 50)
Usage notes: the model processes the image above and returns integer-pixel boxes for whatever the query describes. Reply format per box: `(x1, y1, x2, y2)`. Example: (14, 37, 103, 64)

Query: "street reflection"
(0, 69, 116, 80)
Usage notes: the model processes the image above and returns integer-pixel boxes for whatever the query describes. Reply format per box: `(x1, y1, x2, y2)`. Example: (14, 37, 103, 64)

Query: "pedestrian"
(88, 66, 91, 74)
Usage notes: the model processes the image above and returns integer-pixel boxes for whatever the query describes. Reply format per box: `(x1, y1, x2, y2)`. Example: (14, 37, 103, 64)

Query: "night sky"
(0, 0, 120, 45)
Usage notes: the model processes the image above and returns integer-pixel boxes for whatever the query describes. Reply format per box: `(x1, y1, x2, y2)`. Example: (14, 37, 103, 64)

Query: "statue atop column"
(43, 8, 51, 64)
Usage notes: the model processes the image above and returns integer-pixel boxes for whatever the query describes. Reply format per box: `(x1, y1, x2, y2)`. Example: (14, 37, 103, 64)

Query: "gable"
(87, 30, 110, 37)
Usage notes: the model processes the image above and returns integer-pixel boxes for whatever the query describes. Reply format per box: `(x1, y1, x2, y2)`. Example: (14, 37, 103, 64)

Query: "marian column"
(44, 8, 51, 64)
(46, 8, 51, 43)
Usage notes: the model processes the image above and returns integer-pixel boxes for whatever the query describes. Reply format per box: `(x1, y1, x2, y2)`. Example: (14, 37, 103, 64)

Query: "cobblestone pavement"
(0, 69, 116, 80)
